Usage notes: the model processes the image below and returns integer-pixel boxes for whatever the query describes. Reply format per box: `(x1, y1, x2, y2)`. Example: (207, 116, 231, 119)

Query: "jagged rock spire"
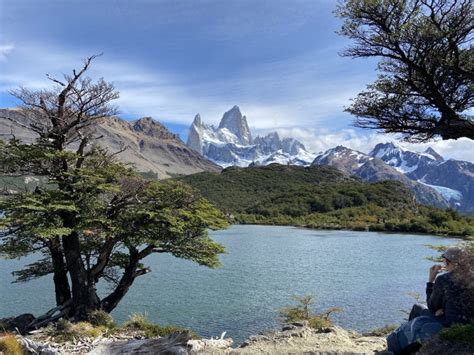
(218, 106, 252, 145)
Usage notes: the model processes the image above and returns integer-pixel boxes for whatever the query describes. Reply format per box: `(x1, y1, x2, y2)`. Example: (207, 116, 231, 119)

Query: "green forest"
(178, 164, 474, 237)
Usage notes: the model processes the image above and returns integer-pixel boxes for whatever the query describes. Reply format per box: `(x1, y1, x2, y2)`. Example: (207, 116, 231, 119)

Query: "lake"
(0, 225, 458, 345)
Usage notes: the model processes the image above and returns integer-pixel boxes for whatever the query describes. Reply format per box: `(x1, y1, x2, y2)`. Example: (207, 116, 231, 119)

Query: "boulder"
(0, 314, 35, 334)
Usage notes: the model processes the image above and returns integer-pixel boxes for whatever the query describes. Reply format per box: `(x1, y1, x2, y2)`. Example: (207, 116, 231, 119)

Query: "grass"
(367, 324, 398, 336)
(124, 313, 199, 339)
(32, 312, 198, 343)
(87, 310, 116, 329)
(45, 319, 114, 342)
(439, 322, 474, 344)
(0, 334, 25, 355)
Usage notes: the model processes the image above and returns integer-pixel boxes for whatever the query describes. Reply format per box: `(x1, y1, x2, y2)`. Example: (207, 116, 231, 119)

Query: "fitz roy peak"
(186, 106, 315, 167)
(218, 105, 252, 145)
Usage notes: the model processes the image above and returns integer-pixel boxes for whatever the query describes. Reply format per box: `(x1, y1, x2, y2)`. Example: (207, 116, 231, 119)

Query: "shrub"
(87, 310, 116, 329)
(124, 313, 198, 339)
(439, 323, 474, 344)
(279, 295, 342, 331)
(0, 334, 25, 355)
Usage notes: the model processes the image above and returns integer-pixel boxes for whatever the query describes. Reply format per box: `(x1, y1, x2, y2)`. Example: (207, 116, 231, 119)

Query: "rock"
(0, 313, 36, 334)
(88, 331, 192, 354)
(229, 325, 386, 354)
(188, 332, 234, 353)
(18, 335, 60, 355)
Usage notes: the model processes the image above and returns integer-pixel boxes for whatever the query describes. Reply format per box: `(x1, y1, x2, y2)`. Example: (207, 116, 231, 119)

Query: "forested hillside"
(179, 164, 474, 237)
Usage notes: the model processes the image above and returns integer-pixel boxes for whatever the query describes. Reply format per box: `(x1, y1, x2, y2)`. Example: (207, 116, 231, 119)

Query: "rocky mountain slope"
(311, 146, 449, 209)
(369, 143, 474, 212)
(186, 106, 315, 167)
(0, 108, 220, 179)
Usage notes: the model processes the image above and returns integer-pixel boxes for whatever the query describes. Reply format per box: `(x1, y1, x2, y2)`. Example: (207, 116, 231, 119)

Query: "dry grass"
(0, 334, 25, 355)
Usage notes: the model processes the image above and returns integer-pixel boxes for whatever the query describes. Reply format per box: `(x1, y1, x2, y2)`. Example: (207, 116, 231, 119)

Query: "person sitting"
(387, 246, 471, 354)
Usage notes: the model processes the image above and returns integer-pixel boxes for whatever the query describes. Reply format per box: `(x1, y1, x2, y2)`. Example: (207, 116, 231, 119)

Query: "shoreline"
(230, 221, 470, 240)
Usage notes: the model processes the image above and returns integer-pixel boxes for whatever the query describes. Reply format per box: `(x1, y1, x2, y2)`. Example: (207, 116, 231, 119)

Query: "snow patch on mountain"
(417, 181, 463, 202)
(186, 106, 315, 167)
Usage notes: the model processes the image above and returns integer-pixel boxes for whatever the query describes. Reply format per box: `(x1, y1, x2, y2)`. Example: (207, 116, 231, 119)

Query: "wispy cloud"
(271, 127, 474, 162)
(1, 43, 472, 163)
(0, 43, 365, 127)
(0, 43, 14, 61)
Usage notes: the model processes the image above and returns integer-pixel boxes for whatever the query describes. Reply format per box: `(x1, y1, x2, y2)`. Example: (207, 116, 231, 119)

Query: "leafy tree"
(336, 0, 474, 141)
(0, 56, 228, 323)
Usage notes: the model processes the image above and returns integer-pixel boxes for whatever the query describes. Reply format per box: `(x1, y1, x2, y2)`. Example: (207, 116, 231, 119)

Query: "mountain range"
(1, 106, 472, 212)
(0, 108, 220, 179)
(186, 106, 474, 212)
(187, 105, 316, 167)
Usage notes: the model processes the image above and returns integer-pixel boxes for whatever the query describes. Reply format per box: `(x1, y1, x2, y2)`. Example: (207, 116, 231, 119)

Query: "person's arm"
(427, 266, 444, 312)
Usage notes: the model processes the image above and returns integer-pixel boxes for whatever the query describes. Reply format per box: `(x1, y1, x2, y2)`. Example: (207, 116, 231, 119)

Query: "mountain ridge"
(0, 108, 221, 179)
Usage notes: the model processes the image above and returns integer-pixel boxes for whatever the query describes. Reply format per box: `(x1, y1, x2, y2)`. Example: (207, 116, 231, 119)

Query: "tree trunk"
(49, 238, 72, 306)
(62, 231, 100, 320)
(100, 258, 141, 313)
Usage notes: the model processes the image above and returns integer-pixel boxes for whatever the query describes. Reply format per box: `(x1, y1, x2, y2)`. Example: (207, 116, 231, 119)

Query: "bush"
(279, 295, 342, 331)
(439, 323, 474, 344)
(87, 310, 116, 329)
(0, 334, 24, 355)
(124, 313, 198, 339)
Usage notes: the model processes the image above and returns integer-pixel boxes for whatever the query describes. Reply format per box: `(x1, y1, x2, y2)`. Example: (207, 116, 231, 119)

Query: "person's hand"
(429, 265, 442, 283)
(435, 309, 444, 317)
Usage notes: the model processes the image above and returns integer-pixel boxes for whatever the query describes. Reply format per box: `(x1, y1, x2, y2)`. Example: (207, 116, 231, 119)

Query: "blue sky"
(0, 0, 472, 160)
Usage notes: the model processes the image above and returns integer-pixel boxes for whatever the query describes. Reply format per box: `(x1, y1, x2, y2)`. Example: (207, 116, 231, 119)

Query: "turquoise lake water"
(0, 225, 458, 344)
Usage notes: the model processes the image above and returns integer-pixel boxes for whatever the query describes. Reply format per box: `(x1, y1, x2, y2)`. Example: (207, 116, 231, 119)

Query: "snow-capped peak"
(369, 142, 440, 174)
(192, 113, 202, 127)
(424, 147, 444, 162)
(186, 106, 315, 167)
(218, 105, 252, 145)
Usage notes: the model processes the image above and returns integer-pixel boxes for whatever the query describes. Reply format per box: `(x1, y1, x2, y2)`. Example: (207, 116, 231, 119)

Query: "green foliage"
(124, 313, 198, 339)
(87, 310, 116, 329)
(439, 322, 474, 344)
(179, 165, 474, 237)
(279, 295, 342, 331)
(0, 334, 24, 355)
(0, 135, 228, 316)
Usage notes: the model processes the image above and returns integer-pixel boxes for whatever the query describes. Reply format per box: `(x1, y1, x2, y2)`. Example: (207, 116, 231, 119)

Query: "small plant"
(87, 310, 116, 329)
(368, 324, 398, 336)
(439, 322, 474, 344)
(279, 295, 342, 331)
(0, 334, 24, 355)
(124, 313, 198, 339)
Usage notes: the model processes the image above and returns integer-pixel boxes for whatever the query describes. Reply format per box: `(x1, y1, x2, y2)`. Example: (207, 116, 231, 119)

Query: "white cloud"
(0, 43, 366, 127)
(1, 43, 473, 163)
(0, 43, 14, 61)
(269, 127, 474, 162)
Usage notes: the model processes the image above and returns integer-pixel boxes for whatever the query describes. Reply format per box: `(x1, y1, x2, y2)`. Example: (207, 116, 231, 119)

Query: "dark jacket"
(427, 272, 471, 326)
